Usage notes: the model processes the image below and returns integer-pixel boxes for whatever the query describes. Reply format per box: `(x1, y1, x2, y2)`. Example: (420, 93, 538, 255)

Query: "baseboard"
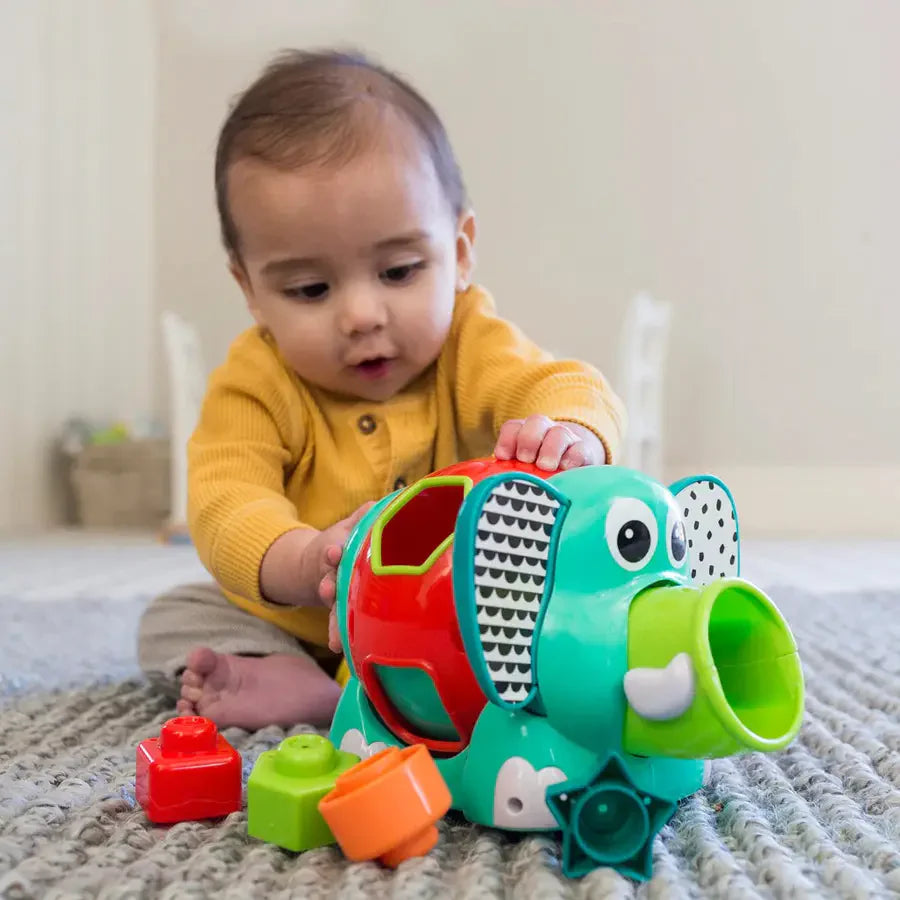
(663, 464, 900, 538)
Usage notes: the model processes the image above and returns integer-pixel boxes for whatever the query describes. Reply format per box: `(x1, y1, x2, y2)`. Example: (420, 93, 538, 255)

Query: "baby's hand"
(314, 502, 375, 652)
(260, 502, 374, 651)
(494, 415, 606, 471)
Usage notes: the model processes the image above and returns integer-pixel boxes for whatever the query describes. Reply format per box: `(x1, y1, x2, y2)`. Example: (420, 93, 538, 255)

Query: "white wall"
(150, 1, 897, 536)
(0, 0, 156, 532)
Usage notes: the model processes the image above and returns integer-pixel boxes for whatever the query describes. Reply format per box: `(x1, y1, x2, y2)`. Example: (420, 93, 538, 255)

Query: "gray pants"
(137, 582, 334, 697)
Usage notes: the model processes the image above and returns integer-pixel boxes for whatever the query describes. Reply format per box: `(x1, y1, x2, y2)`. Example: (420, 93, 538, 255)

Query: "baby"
(138, 49, 626, 732)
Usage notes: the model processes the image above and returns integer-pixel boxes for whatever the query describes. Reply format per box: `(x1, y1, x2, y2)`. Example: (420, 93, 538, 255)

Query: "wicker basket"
(71, 439, 171, 529)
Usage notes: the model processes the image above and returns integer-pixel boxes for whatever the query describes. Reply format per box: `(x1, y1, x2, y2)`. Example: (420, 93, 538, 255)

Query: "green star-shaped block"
(545, 754, 676, 881)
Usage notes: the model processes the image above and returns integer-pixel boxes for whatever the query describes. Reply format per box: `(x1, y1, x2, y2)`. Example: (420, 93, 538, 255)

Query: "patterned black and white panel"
(674, 479, 739, 585)
(474, 479, 560, 705)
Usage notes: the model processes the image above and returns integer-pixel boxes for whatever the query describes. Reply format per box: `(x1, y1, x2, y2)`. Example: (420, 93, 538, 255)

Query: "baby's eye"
(284, 282, 329, 301)
(380, 262, 424, 284)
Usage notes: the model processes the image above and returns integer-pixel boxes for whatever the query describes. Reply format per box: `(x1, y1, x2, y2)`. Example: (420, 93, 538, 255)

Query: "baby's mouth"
(353, 356, 395, 379)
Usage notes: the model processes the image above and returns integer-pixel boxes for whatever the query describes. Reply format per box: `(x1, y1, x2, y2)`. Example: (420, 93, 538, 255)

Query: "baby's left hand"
(494, 415, 607, 471)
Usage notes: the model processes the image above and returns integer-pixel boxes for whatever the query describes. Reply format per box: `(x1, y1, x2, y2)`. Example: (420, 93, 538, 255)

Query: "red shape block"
(136, 716, 242, 823)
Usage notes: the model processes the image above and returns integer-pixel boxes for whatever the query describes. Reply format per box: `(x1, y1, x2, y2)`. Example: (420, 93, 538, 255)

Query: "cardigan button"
(357, 414, 376, 435)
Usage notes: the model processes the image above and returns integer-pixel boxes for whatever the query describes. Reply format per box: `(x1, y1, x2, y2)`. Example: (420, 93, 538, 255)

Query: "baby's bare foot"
(177, 647, 342, 730)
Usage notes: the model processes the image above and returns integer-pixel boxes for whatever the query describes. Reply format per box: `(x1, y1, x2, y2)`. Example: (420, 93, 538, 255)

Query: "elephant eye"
(619, 521, 651, 561)
(667, 509, 687, 567)
(605, 498, 658, 571)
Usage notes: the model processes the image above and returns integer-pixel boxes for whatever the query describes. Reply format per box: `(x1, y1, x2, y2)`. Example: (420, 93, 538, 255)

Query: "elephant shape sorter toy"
(329, 458, 804, 880)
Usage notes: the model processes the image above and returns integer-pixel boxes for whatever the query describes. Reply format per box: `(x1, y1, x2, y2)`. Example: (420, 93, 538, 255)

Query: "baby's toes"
(181, 682, 203, 704)
(175, 698, 196, 716)
(181, 669, 203, 689)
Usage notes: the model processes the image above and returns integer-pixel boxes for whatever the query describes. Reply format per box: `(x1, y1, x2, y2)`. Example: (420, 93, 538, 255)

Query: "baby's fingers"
(318, 571, 337, 607)
(328, 608, 342, 653)
(515, 415, 555, 464)
(535, 424, 578, 470)
(324, 544, 342, 567)
(559, 440, 590, 470)
(494, 419, 524, 461)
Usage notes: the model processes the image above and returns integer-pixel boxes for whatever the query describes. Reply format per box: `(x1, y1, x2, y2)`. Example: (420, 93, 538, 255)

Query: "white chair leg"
(160, 311, 207, 542)
(616, 292, 672, 479)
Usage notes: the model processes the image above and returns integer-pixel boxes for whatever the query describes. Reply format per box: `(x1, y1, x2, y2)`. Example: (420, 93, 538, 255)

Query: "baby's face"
(228, 127, 472, 402)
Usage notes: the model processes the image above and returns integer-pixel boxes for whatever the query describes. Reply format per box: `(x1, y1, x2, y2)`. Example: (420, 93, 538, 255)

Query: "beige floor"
(740, 539, 900, 592)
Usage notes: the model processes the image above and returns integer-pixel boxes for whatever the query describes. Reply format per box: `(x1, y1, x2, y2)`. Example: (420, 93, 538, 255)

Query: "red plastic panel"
(346, 458, 552, 753)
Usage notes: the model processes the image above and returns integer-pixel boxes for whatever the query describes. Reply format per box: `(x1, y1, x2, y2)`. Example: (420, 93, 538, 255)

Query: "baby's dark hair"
(215, 48, 468, 258)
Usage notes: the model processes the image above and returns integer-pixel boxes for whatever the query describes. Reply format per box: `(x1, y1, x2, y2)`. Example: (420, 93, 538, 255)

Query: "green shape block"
(247, 734, 360, 852)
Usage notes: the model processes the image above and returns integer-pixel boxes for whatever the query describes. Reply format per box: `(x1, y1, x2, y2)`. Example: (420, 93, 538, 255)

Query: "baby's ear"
(455, 210, 477, 291)
(228, 255, 249, 293)
(229, 257, 264, 326)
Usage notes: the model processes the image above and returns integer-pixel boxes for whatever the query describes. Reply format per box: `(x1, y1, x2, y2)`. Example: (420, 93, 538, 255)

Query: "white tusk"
(624, 652, 696, 720)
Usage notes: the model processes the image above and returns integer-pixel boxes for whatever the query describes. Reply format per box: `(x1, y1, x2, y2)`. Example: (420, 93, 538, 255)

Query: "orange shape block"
(318, 745, 451, 867)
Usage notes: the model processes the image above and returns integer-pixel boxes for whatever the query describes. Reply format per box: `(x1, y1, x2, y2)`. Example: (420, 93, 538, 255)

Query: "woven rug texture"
(0, 587, 898, 899)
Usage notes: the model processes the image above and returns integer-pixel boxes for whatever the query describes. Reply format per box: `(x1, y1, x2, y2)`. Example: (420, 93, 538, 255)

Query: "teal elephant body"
(329, 459, 804, 880)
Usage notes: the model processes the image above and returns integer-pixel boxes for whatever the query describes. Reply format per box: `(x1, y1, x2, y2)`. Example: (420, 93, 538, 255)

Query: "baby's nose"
(339, 289, 388, 335)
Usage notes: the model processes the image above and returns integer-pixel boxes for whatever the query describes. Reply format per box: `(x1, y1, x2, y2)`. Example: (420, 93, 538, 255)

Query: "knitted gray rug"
(1, 588, 899, 899)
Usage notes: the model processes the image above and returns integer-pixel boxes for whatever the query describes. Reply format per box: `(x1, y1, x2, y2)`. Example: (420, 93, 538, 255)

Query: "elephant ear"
(452, 471, 569, 710)
(669, 475, 740, 585)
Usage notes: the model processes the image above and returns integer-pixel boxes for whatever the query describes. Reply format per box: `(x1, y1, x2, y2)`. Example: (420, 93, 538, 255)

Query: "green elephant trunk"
(623, 579, 804, 759)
